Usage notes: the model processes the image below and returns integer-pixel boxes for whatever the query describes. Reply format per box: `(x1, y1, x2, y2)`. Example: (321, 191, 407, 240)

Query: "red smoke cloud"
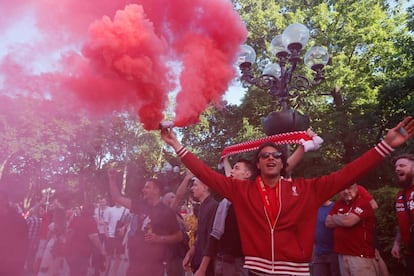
(0, 0, 247, 130)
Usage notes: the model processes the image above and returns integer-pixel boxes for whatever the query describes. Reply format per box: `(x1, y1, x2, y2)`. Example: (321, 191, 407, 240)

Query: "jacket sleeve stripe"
(176, 146, 188, 158)
(374, 140, 394, 157)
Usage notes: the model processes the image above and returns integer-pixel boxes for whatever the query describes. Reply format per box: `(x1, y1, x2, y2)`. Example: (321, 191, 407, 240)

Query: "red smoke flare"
(0, 0, 247, 130)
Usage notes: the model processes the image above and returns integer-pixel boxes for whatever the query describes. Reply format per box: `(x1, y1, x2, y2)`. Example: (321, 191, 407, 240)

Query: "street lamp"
(237, 23, 329, 136)
(42, 187, 56, 212)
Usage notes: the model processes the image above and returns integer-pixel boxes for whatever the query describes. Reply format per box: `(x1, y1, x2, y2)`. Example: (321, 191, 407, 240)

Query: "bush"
(370, 185, 406, 275)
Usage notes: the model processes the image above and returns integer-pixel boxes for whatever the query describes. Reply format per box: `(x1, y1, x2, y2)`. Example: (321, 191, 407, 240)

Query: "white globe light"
(236, 44, 257, 65)
(304, 46, 329, 69)
(270, 35, 287, 56)
(282, 23, 310, 48)
(263, 63, 281, 78)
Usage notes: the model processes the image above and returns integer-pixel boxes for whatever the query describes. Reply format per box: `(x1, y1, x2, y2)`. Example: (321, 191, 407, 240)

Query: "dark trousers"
(126, 243, 164, 276)
(91, 233, 106, 275)
(166, 256, 185, 276)
(311, 253, 340, 276)
(66, 255, 90, 276)
(406, 254, 414, 276)
(215, 255, 247, 276)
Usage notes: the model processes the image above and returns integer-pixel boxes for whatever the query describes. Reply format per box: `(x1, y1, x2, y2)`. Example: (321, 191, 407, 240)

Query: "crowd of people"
(0, 116, 413, 276)
(159, 116, 414, 276)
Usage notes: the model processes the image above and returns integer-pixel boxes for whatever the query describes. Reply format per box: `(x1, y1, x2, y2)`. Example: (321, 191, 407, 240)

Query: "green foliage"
(376, 75, 414, 124)
(229, 2, 414, 273)
(370, 186, 406, 275)
(179, 105, 248, 167)
(0, 97, 165, 208)
(233, 0, 414, 172)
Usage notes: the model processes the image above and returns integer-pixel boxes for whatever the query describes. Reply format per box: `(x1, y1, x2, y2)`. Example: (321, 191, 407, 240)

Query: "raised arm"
(160, 127, 235, 199)
(222, 156, 232, 177)
(160, 127, 182, 151)
(286, 145, 304, 174)
(108, 168, 132, 209)
(171, 169, 194, 211)
(286, 128, 323, 174)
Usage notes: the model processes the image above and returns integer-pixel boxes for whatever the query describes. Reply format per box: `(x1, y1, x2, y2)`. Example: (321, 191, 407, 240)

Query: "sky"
(0, 0, 247, 130)
(224, 83, 246, 105)
(0, 16, 247, 105)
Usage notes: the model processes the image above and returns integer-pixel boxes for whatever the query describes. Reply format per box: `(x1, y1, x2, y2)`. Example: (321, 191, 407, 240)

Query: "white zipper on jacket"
(263, 178, 282, 272)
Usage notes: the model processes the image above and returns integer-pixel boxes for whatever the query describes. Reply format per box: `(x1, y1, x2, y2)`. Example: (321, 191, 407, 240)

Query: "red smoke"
(0, 0, 247, 130)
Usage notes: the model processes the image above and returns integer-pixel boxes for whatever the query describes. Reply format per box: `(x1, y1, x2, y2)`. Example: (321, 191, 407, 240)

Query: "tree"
(233, 0, 413, 176)
(0, 95, 164, 208)
(226, 1, 414, 273)
(0, 96, 86, 207)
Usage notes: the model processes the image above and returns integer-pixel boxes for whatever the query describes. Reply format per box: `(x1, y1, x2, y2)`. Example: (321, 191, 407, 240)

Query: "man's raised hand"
(384, 116, 414, 147)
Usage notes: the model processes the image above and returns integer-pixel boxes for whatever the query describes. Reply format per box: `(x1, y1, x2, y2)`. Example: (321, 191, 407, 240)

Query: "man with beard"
(391, 153, 414, 275)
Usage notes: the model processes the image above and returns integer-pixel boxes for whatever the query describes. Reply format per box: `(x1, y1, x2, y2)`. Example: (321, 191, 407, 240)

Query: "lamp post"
(237, 23, 329, 136)
(42, 187, 56, 212)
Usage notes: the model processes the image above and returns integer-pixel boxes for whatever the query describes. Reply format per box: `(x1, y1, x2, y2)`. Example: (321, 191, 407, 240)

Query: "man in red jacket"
(160, 116, 414, 276)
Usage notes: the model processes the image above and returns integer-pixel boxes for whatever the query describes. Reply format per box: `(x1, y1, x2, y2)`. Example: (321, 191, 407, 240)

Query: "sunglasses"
(259, 152, 283, 159)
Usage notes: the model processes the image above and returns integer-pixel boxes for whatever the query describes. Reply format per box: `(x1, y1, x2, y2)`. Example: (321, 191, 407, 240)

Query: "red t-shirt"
(357, 185, 374, 202)
(264, 185, 279, 224)
(395, 185, 414, 249)
(65, 215, 98, 257)
(330, 195, 375, 257)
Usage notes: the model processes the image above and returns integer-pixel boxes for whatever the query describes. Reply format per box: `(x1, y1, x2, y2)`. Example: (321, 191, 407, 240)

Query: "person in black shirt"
(108, 170, 182, 276)
(183, 177, 218, 275)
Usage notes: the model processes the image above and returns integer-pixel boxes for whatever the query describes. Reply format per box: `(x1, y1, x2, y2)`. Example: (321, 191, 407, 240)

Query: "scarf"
(220, 131, 321, 161)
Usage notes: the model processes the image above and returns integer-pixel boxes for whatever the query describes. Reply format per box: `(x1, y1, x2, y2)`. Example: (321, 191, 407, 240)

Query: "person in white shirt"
(105, 203, 129, 276)
(94, 197, 109, 238)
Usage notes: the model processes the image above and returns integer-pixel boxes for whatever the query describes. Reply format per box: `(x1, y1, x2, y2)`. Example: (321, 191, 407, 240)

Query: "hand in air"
(301, 127, 324, 152)
(384, 116, 414, 147)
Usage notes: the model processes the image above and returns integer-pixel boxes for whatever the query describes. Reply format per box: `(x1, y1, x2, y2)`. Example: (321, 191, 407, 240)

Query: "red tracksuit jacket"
(176, 141, 393, 275)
